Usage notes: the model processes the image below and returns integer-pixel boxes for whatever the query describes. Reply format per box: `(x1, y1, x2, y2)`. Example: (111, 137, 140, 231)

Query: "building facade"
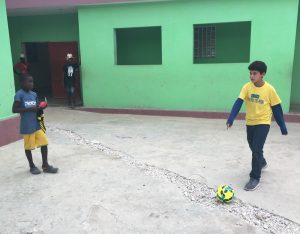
(1, 0, 300, 146)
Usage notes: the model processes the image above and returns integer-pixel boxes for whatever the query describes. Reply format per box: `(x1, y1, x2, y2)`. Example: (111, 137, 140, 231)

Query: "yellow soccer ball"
(217, 185, 234, 203)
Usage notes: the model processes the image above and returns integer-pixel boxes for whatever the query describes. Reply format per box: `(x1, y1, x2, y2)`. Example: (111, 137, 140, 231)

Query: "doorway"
(23, 41, 82, 105)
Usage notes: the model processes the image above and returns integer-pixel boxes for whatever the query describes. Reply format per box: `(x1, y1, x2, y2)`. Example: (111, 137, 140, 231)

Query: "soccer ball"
(217, 185, 234, 203)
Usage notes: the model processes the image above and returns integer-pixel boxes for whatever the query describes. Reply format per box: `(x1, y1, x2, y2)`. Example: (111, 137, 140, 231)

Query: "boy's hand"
(280, 127, 288, 135)
(226, 119, 233, 130)
(39, 101, 48, 109)
(226, 123, 232, 130)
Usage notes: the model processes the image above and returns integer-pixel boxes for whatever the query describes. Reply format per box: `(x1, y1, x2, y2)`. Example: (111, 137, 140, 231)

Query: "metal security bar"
(194, 26, 216, 58)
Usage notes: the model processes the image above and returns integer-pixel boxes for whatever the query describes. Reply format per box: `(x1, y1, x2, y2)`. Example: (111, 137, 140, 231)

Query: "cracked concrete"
(0, 107, 300, 234)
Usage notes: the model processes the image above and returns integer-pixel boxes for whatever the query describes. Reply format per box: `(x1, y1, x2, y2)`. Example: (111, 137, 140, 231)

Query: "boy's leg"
(24, 134, 41, 174)
(70, 86, 75, 108)
(41, 146, 58, 173)
(35, 130, 58, 173)
(41, 145, 58, 173)
(261, 157, 267, 168)
(248, 125, 267, 168)
(72, 96, 76, 107)
(246, 125, 254, 151)
(65, 86, 71, 106)
(25, 150, 41, 175)
(68, 96, 72, 106)
(249, 125, 270, 180)
(25, 150, 35, 168)
(41, 145, 49, 168)
(247, 125, 267, 171)
(68, 92, 72, 107)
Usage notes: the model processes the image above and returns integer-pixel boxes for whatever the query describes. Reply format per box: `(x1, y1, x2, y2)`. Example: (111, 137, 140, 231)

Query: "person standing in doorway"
(63, 53, 79, 108)
(14, 53, 30, 80)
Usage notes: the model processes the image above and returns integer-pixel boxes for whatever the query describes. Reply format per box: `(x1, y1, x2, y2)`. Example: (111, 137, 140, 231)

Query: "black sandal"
(43, 165, 58, 174)
(30, 166, 41, 175)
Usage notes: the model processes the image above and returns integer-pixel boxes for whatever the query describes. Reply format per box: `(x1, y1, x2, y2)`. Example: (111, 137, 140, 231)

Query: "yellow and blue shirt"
(238, 81, 281, 125)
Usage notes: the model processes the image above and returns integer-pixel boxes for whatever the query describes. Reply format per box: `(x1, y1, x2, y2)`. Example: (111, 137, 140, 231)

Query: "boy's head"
(248, 61, 267, 84)
(20, 74, 34, 91)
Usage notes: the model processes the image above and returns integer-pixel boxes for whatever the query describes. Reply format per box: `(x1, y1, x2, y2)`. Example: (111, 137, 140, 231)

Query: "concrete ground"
(1, 107, 300, 234)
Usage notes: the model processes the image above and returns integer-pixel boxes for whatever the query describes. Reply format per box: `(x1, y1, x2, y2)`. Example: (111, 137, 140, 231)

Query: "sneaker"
(244, 178, 260, 191)
(42, 165, 58, 174)
(30, 166, 41, 175)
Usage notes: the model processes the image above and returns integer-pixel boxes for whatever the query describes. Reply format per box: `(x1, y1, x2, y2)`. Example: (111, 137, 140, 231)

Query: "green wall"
(194, 21, 251, 64)
(292, 2, 300, 106)
(8, 13, 79, 90)
(79, 0, 298, 112)
(116, 26, 162, 65)
(0, 0, 15, 120)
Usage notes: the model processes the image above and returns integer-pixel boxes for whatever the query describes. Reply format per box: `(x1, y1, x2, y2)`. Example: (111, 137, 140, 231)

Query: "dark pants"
(246, 124, 270, 181)
(65, 85, 75, 97)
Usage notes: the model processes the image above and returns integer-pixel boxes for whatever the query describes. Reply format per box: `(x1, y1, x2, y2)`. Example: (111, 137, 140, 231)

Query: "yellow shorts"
(23, 129, 48, 150)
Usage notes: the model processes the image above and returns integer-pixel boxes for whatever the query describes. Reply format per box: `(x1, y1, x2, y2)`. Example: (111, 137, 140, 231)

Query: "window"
(193, 21, 251, 64)
(115, 26, 162, 65)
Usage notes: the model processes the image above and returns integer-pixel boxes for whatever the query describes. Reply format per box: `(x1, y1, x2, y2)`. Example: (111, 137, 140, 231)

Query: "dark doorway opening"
(25, 42, 52, 99)
(23, 42, 82, 106)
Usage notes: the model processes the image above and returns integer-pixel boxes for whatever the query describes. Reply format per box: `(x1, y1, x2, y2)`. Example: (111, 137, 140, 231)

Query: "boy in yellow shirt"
(227, 61, 287, 191)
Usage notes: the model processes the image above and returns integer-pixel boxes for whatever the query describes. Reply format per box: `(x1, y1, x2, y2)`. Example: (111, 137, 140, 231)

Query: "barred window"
(194, 26, 216, 59)
(193, 22, 251, 64)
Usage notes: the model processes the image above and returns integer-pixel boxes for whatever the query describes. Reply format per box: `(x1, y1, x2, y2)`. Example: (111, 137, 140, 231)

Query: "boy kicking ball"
(226, 61, 287, 191)
(12, 75, 58, 175)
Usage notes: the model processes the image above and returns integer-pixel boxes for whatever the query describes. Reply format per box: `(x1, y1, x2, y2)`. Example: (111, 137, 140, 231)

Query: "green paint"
(194, 21, 251, 64)
(116, 26, 162, 65)
(8, 14, 79, 90)
(0, 0, 15, 120)
(79, 0, 298, 112)
(292, 2, 300, 105)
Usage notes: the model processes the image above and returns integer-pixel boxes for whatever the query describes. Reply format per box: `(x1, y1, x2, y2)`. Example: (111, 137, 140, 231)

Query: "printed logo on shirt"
(24, 100, 37, 108)
(67, 66, 74, 77)
(250, 93, 264, 104)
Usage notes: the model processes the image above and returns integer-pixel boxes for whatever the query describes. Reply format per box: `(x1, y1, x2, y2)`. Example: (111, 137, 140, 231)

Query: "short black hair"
(248, 61, 267, 74)
(20, 74, 33, 84)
